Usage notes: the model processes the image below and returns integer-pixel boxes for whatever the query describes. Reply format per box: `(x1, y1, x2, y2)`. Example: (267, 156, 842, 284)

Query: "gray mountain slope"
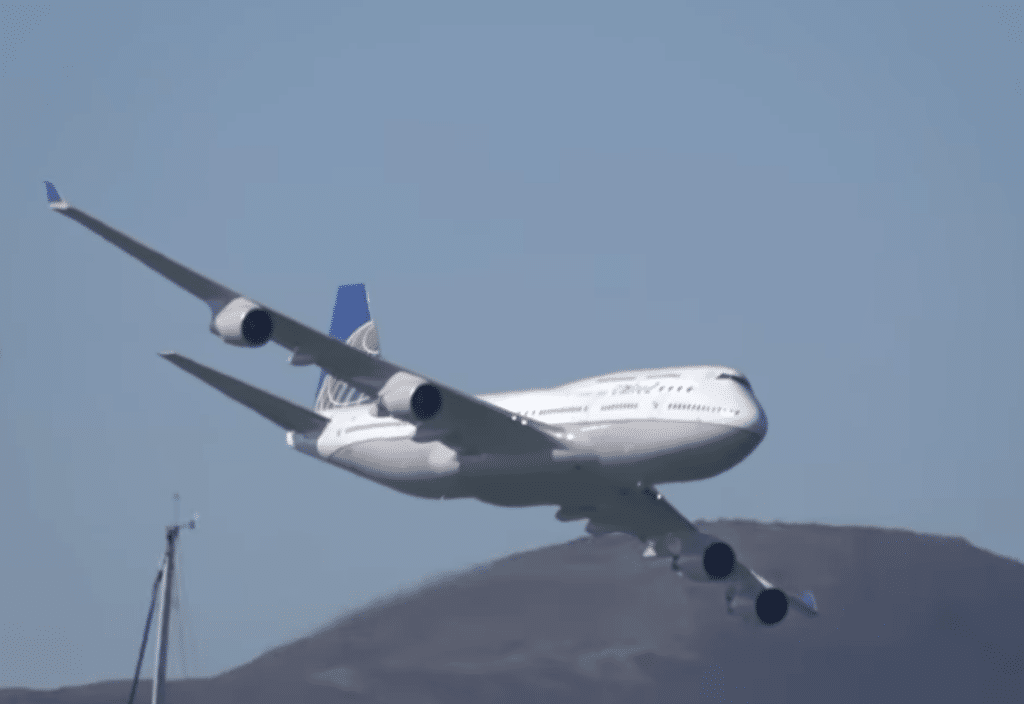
(4, 520, 1022, 703)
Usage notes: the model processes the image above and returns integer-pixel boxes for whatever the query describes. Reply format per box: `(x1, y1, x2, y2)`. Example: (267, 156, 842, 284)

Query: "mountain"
(4, 520, 1022, 703)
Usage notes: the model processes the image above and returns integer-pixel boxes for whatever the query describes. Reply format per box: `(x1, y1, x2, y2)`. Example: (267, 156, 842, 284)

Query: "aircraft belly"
(457, 454, 610, 508)
(571, 420, 711, 463)
(298, 419, 762, 505)
(331, 438, 459, 478)
(644, 423, 764, 484)
(313, 437, 460, 499)
(570, 420, 763, 485)
(453, 420, 759, 507)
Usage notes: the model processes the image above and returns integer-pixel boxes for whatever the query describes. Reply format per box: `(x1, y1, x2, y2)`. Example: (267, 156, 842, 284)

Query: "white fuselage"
(287, 364, 767, 507)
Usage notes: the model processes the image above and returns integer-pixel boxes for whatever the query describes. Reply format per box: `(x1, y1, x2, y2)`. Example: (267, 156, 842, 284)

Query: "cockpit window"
(717, 372, 752, 390)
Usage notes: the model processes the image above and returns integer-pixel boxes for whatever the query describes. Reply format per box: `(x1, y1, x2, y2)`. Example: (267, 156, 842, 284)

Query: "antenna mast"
(150, 524, 177, 704)
(126, 497, 197, 704)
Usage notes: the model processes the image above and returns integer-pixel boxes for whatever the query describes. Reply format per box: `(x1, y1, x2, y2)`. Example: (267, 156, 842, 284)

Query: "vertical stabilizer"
(314, 284, 382, 411)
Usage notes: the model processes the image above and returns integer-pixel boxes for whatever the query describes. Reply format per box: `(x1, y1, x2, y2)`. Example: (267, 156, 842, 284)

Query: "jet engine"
(210, 297, 274, 347)
(673, 541, 736, 581)
(727, 588, 789, 626)
(377, 371, 443, 422)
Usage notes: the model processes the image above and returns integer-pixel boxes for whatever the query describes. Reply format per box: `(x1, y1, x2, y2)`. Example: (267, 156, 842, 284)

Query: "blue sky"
(1, 0, 1021, 689)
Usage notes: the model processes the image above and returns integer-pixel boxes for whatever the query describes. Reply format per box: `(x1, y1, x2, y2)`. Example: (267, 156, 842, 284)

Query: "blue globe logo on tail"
(314, 284, 381, 412)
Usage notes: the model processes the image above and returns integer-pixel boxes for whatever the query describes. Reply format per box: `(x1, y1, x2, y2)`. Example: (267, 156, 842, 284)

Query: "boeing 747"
(43, 182, 817, 626)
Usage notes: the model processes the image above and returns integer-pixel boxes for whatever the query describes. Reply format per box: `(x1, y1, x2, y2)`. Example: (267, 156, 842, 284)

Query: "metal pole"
(126, 566, 162, 704)
(151, 525, 179, 704)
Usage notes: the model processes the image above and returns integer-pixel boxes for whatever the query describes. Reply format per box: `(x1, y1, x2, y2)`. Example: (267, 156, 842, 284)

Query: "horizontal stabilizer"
(160, 352, 330, 435)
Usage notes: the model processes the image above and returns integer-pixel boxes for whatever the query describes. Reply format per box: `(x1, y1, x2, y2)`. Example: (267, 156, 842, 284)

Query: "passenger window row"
(599, 403, 639, 412)
(515, 402, 739, 416)
(667, 403, 740, 416)
(538, 406, 585, 415)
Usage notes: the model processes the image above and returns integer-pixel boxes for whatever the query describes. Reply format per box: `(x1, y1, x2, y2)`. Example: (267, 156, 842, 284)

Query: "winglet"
(797, 590, 817, 611)
(791, 589, 818, 616)
(43, 181, 69, 210)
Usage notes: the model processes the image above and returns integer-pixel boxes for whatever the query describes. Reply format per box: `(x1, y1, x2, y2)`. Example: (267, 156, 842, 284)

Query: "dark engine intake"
(675, 541, 736, 581)
(378, 371, 443, 422)
(210, 297, 274, 347)
(754, 588, 788, 624)
(702, 541, 736, 579)
(729, 587, 789, 626)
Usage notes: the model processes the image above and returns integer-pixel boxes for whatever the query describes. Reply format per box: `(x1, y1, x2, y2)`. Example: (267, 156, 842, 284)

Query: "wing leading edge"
(44, 182, 564, 455)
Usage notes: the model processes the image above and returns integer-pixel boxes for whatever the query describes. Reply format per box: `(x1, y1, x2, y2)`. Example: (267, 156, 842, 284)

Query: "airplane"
(42, 181, 817, 627)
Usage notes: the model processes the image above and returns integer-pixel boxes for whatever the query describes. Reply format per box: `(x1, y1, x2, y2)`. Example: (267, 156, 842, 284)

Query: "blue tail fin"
(314, 284, 381, 411)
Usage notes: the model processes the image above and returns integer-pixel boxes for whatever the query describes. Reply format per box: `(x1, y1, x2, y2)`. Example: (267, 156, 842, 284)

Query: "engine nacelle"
(673, 541, 736, 582)
(377, 371, 443, 422)
(728, 588, 789, 626)
(210, 297, 274, 347)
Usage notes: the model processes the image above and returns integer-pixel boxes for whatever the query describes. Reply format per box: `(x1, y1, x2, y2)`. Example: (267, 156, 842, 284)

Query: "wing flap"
(265, 311, 393, 396)
(574, 486, 705, 554)
(160, 352, 329, 435)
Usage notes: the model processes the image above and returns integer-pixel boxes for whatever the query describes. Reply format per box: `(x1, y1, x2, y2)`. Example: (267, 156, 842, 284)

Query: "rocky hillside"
(4, 520, 1021, 703)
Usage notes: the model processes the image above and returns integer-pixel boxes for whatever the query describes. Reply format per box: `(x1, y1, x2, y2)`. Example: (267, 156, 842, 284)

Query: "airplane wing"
(43, 182, 239, 312)
(44, 183, 563, 455)
(159, 352, 330, 435)
(556, 486, 819, 623)
(266, 311, 564, 453)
